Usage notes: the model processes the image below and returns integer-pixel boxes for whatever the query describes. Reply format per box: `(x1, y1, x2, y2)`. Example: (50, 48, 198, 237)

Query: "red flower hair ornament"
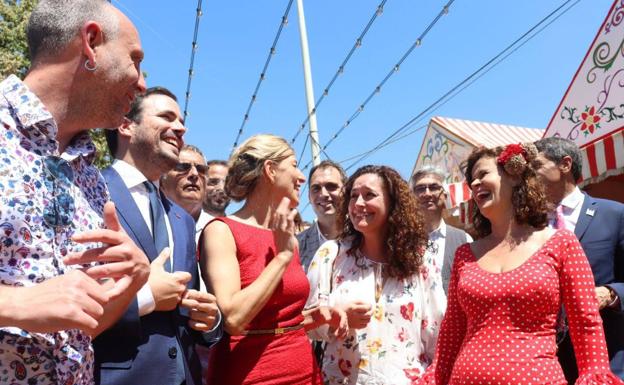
(496, 142, 538, 176)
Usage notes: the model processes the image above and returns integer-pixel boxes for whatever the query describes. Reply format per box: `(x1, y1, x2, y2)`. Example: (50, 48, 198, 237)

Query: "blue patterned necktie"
(144, 181, 171, 271)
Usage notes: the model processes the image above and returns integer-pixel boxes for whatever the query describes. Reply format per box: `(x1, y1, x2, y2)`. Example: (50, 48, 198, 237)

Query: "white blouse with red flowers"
(306, 240, 447, 385)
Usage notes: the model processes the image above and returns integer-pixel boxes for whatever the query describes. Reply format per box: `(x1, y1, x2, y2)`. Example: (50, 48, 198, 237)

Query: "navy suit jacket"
(94, 167, 222, 385)
(558, 192, 624, 381)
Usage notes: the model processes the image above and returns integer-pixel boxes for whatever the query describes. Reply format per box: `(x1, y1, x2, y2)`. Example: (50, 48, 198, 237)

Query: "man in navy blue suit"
(535, 137, 624, 382)
(95, 86, 222, 385)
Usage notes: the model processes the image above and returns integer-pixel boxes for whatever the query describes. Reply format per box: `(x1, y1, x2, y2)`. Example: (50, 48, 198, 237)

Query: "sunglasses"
(43, 156, 75, 228)
(412, 183, 444, 195)
(173, 162, 208, 175)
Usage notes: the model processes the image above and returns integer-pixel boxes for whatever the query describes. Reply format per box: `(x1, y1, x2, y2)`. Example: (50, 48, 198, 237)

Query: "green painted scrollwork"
(560, 107, 580, 124)
(587, 38, 624, 83)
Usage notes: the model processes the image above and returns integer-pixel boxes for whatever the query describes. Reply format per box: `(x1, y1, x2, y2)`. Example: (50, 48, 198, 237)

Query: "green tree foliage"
(90, 129, 114, 169)
(0, 0, 113, 169)
(0, 0, 36, 79)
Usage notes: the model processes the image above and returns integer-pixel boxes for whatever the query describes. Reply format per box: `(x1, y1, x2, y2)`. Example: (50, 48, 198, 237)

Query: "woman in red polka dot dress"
(418, 144, 623, 385)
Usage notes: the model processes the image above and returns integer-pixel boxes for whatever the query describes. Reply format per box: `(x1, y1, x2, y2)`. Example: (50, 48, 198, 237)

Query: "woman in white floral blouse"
(306, 165, 447, 385)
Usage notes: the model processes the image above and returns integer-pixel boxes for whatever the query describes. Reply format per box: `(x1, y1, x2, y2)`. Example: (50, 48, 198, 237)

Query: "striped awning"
(579, 128, 624, 186)
(431, 116, 544, 148)
(459, 201, 475, 226)
(543, 1, 624, 185)
(445, 181, 475, 226)
(445, 181, 471, 209)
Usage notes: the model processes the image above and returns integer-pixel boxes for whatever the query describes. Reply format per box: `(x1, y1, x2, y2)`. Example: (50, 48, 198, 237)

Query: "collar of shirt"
(2, 75, 98, 163)
(559, 186, 584, 212)
(63, 132, 98, 164)
(112, 159, 152, 189)
(1, 75, 59, 154)
(429, 219, 447, 240)
(315, 220, 329, 244)
(111, 158, 166, 237)
(196, 210, 214, 235)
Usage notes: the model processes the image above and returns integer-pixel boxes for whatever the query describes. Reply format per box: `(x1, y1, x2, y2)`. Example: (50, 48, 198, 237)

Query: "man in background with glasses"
(410, 167, 472, 295)
(0, 1, 152, 384)
(100, 86, 222, 385)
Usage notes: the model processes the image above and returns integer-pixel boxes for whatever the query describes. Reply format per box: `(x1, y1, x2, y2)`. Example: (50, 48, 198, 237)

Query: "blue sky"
(113, 0, 614, 219)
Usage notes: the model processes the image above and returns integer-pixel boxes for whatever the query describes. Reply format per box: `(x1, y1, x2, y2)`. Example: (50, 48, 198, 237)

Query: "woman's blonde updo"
(226, 134, 293, 202)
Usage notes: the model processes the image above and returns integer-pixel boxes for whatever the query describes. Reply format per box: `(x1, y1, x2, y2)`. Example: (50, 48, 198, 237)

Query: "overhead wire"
(231, 0, 296, 151)
(336, 123, 429, 165)
(113, 0, 179, 52)
(342, 0, 581, 171)
(290, 0, 390, 145)
(300, 0, 456, 171)
(297, 132, 310, 167)
(183, 0, 204, 122)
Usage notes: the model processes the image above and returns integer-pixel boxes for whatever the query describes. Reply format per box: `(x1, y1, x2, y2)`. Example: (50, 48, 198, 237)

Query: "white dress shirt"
(429, 219, 473, 268)
(551, 186, 585, 231)
(112, 159, 175, 315)
(195, 210, 214, 244)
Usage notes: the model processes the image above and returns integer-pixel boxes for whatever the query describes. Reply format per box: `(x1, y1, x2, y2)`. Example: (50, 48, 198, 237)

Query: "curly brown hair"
(463, 146, 549, 238)
(337, 165, 428, 279)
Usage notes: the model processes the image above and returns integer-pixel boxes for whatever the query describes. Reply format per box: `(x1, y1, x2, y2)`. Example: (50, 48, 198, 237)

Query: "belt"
(241, 324, 304, 335)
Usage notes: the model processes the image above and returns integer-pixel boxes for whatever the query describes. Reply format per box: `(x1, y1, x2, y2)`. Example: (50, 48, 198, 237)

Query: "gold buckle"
(274, 327, 285, 335)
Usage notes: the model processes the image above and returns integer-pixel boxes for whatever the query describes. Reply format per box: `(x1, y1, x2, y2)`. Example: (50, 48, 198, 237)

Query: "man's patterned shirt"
(0, 75, 109, 384)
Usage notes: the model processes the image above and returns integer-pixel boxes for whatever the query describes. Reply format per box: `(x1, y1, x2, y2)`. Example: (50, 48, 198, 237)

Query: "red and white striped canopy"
(445, 181, 471, 211)
(579, 128, 624, 186)
(544, 1, 624, 184)
(432, 117, 544, 148)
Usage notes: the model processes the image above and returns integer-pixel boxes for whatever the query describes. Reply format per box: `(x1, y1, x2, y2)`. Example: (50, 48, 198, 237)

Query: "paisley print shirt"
(0, 75, 109, 384)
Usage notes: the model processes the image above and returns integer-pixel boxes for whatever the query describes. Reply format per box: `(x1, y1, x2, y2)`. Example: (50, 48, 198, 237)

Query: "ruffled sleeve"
(419, 247, 447, 363)
(558, 230, 624, 384)
(417, 245, 471, 385)
(305, 240, 341, 342)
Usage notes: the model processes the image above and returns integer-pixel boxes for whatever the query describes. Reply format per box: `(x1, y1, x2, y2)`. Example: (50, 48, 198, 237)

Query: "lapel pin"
(586, 208, 595, 217)
(175, 213, 181, 219)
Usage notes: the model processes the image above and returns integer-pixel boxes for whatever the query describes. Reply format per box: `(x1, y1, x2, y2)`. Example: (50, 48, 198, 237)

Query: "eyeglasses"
(206, 177, 225, 187)
(412, 183, 444, 195)
(173, 162, 208, 175)
(43, 156, 75, 228)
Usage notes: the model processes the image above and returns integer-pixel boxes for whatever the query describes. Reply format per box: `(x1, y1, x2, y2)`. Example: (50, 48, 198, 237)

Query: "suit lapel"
(164, 198, 197, 320)
(311, 224, 321, 251)
(162, 194, 188, 273)
(102, 167, 159, 260)
(575, 192, 596, 241)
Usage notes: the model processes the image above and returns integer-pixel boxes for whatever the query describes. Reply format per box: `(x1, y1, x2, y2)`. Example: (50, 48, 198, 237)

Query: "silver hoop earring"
(84, 59, 97, 72)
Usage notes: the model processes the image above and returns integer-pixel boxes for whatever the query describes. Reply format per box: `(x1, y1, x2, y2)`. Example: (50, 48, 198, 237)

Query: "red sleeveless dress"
(205, 217, 322, 385)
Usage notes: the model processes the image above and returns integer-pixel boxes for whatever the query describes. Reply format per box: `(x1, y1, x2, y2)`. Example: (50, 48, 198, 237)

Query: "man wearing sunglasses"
(161, 146, 214, 243)
(0, 1, 152, 384)
(410, 166, 471, 295)
(99, 87, 222, 385)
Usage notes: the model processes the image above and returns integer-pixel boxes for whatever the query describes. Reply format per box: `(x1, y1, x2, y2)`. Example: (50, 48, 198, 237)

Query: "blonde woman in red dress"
(201, 134, 347, 385)
(418, 144, 623, 385)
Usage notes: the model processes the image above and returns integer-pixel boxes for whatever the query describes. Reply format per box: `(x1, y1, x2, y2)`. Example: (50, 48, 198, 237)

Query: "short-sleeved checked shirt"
(0, 75, 109, 384)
